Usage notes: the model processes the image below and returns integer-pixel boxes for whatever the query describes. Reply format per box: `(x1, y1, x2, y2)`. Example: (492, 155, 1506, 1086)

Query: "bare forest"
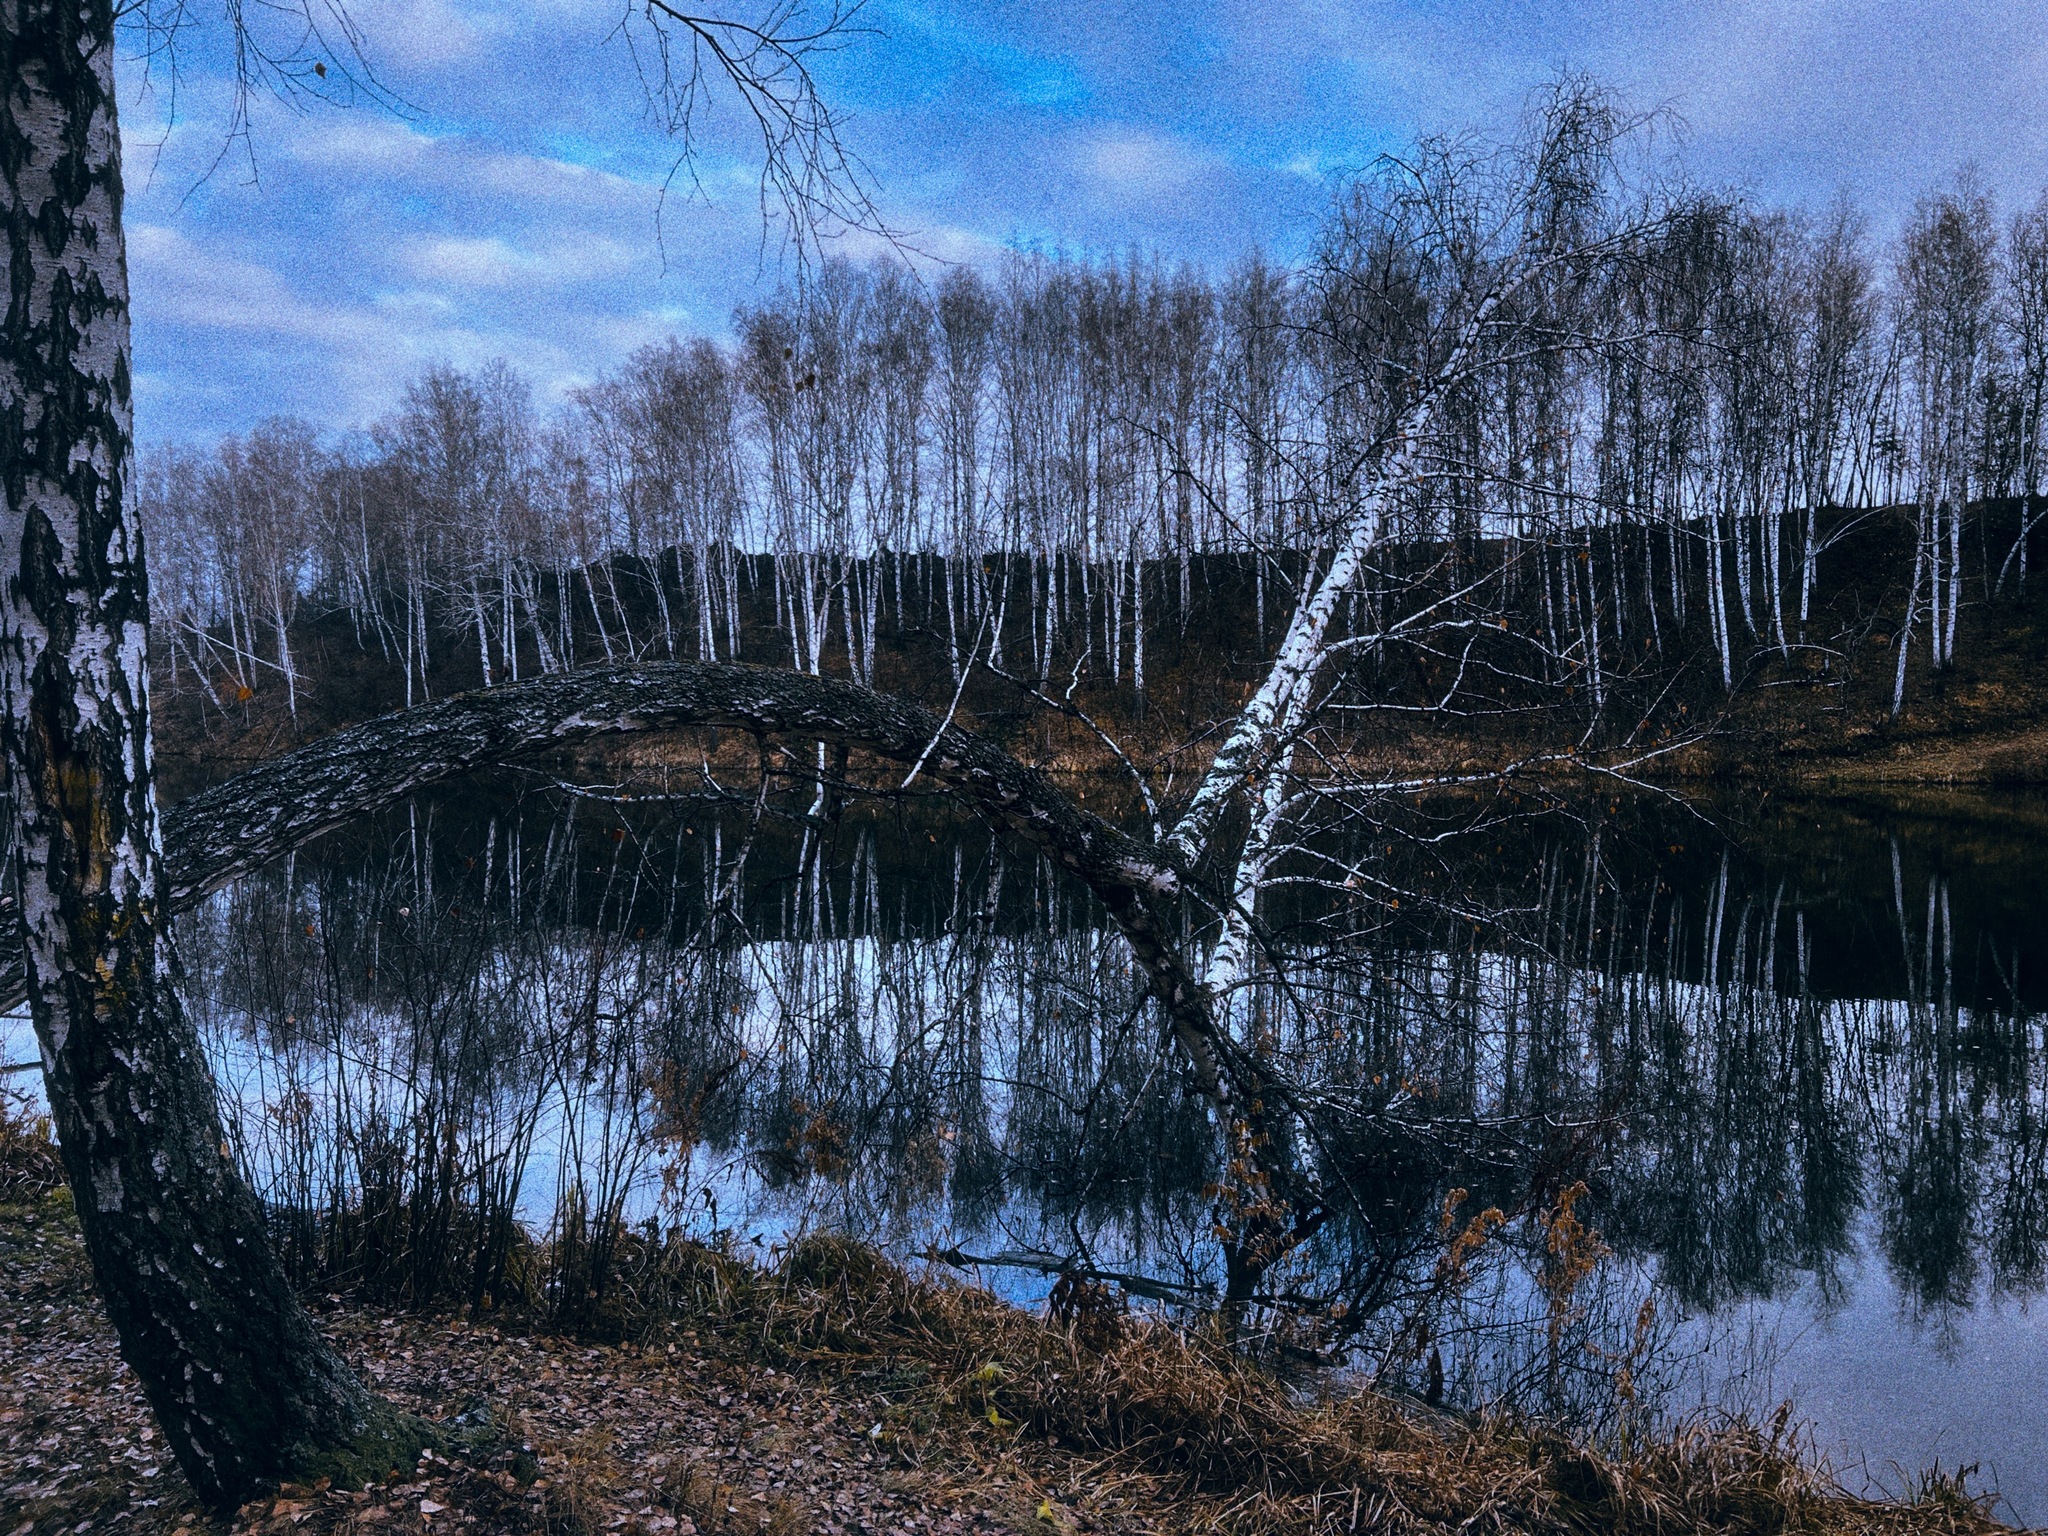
(144, 170, 2048, 767)
(12, 40, 2048, 1527)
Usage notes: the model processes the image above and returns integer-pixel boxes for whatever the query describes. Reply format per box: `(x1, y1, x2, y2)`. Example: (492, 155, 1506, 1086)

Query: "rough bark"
(0, 0, 429, 1507)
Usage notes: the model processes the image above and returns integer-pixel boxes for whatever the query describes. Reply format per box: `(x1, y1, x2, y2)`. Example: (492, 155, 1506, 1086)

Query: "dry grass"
(0, 1087, 2018, 1535)
(645, 1452, 813, 1536)
(0, 1084, 62, 1205)
(590, 1231, 2013, 1536)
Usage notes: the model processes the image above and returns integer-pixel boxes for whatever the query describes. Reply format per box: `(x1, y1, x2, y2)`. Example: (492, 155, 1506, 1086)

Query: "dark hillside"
(152, 501, 2048, 790)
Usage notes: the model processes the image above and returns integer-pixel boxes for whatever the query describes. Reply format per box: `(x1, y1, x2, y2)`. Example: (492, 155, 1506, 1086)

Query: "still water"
(6, 782, 2046, 1520)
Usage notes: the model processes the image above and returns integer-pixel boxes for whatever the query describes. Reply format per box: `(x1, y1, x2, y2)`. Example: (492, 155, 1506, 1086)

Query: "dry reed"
(0, 1085, 63, 1205)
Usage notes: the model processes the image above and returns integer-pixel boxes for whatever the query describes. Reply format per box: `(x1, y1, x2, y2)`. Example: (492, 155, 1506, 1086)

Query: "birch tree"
(0, 0, 436, 1505)
(1789, 199, 1882, 627)
(1169, 84, 1664, 894)
(1892, 178, 1996, 710)
(2002, 192, 2048, 590)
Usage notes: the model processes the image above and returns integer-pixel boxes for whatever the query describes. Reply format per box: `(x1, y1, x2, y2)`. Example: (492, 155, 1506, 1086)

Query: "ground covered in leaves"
(0, 1191, 2020, 1536)
(0, 1196, 1137, 1536)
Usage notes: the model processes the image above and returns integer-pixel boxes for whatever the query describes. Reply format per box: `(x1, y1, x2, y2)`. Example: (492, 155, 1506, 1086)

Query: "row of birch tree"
(142, 172, 2048, 719)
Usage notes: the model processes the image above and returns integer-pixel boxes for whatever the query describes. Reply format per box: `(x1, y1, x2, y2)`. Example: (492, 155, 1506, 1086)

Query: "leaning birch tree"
(1172, 83, 1670, 1001)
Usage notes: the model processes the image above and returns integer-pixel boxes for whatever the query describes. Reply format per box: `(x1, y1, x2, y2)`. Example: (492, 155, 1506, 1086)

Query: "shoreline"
(150, 686, 2048, 794)
(0, 1187, 2021, 1536)
(154, 728, 2048, 794)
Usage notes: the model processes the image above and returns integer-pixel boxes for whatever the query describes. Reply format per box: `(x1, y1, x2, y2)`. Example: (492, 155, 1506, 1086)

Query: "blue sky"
(120, 0, 2048, 444)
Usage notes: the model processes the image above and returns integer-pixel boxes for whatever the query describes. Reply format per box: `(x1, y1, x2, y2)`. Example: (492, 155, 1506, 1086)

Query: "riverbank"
(0, 1174, 2017, 1536)
(148, 612, 2048, 797)
(142, 510, 2048, 792)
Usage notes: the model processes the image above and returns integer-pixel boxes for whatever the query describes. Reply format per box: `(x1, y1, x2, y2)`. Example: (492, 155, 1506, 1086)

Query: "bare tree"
(1892, 176, 1996, 711)
(580, 338, 747, 660)
(1789, 198, 1883, 628)
(623, 0, 884, 265)
(0, 1, 436, 1505)
(2001, 191, 2048, 591)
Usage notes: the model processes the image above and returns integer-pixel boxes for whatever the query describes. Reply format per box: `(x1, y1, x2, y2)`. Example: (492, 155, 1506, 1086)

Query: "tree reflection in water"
(176, 781, 2048, 1434)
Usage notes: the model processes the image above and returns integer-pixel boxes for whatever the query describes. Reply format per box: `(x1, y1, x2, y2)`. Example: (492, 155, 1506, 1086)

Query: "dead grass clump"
(721, 1242, 2011, 1536)
(0, 1084, 63, 1204)
(778, 1230, 893, 1293)
(533, 1424, 620, 1536)
(649, 1452, 812, 1536)
(597, 1228, 766, 1340)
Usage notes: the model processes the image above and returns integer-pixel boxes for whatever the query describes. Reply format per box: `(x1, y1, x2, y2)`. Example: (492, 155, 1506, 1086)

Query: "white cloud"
(407, 232, 637, 288)
(339, 0, 508, 69)
(287, 115, 440, 174)
(130, 224, 359, 343)
(834, 221, 1006, 271)
(286, 117, 649, 216)
(1082, 127, 1209, 199)
(344, 0, 618, 67)
(130, 223, 549, 425)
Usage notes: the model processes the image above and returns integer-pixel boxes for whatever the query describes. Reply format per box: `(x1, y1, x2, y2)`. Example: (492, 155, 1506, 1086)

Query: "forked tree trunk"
(0, 0, 426, 1507)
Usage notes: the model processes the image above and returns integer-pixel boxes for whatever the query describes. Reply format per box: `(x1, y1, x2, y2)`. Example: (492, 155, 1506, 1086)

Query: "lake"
(6, 779, 2046, 1522)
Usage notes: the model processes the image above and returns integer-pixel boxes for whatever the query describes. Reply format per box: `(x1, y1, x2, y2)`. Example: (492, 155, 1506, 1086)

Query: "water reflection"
(58, 782, 2048, 1514)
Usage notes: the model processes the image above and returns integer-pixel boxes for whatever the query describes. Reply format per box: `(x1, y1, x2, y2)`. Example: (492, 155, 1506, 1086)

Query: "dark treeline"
(143, 173, 2048, 741)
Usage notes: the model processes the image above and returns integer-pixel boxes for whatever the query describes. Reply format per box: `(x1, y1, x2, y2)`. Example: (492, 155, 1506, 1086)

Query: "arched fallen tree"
(2, 661, 1275, 1121)
(0, 659, 1306, 1504)
(1, 0, 1277, 1503)
(5, 16, 1655, 1498)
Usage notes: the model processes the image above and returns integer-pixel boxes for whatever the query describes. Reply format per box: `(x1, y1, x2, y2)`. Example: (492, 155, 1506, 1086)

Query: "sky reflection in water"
(6, 784, 2044, 1519)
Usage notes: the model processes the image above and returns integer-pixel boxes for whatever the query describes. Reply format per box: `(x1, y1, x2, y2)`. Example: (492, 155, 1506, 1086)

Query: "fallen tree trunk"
(1, 661, 1274, 1140)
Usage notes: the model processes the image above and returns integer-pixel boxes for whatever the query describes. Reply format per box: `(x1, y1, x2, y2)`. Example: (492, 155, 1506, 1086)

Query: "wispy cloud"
(119, 0, 2048, 444)
(1080, 127, 1210, 201)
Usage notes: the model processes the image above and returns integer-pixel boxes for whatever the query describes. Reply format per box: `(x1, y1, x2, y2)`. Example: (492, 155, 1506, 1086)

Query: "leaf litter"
(1, 1197, 1142, 1535)
(0, 1196, 2020, 1536)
